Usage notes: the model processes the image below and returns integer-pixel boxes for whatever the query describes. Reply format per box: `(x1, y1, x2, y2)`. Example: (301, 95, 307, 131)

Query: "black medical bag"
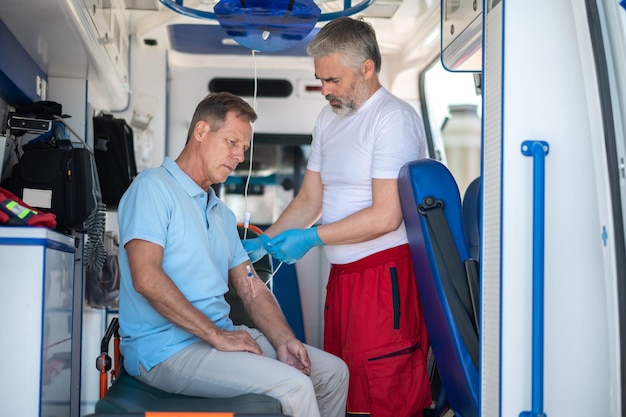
(92, 114, 137, 206)
(9, 140, 97, 231)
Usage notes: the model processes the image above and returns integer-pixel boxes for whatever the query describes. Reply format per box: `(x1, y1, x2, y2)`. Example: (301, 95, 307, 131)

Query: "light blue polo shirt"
(117, 157, 249, 376)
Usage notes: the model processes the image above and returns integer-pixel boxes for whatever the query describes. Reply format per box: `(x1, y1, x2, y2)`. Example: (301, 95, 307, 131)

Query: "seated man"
(117, 91, 349, 417)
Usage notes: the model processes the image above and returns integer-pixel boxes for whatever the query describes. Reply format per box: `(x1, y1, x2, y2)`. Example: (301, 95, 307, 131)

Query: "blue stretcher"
(398, 158, 480, 417)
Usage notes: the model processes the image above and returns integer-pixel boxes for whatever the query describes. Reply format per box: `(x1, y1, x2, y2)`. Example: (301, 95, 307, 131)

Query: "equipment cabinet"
(0, 227, 78, 416)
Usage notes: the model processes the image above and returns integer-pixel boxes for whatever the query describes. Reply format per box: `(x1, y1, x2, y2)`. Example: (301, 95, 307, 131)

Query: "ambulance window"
(420, 58, 482, 193)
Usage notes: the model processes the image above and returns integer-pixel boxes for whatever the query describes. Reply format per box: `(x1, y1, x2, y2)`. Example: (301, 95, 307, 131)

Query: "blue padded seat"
(95, 367, 283, 413)
(398, 158, 479, 417)
(462, 176, 481, 262)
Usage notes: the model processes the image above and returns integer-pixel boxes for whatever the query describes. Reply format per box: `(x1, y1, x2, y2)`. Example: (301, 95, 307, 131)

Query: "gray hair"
(306, 17, 382, 74)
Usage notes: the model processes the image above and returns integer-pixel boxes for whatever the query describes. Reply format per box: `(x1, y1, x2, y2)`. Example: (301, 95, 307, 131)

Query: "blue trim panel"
(498, 2, 506, 417)
(0, 236, 76, 254)
(0, 18, 47, 105)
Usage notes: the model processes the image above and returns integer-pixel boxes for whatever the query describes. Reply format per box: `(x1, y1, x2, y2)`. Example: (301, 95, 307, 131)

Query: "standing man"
(117, 92, 349, 417)
(244, 16, 432, 417)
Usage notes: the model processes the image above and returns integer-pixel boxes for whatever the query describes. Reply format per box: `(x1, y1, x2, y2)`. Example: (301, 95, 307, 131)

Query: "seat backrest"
(398, 158, 479, 417)
(462, 176, 481, 262)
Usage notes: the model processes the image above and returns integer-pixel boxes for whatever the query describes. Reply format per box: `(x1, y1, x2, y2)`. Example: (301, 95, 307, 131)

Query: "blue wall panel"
(0, 18, 47, 105)
(272, 259, 306, 343)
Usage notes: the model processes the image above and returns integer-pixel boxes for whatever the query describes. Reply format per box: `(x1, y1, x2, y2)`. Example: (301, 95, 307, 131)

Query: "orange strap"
(99, 354, 108, 399)
(237, 223, 264, 236)
(113, 333, 120, 380)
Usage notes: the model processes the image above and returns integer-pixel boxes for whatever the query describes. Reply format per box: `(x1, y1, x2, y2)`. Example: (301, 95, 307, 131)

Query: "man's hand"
(267, 227, 324, 264)
(209, 328, 263, 355)
(242, 234, 271, 263)
(276, 339, 311, 376)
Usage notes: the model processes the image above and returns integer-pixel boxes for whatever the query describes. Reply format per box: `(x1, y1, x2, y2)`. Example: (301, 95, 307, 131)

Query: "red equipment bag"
(0, 186, 57, 228)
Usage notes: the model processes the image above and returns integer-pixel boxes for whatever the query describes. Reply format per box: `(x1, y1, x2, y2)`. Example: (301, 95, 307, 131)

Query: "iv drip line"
(238, 50, 281, 295)
(242, 49, 260, 241)
(241, 49, 280, 294)
(264, 261, 284, 287)
(246, 264, 258, 297)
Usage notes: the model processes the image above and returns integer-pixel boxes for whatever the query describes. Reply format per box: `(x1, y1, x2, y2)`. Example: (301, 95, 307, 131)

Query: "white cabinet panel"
(0, 227, 76, 417)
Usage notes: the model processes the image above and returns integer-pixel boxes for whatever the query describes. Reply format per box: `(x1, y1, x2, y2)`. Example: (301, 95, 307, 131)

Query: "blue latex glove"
(242, 234, 271, 263)
(267, 227, 324, 264)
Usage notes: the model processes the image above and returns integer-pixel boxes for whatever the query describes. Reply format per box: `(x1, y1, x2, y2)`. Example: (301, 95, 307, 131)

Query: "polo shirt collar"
(162, 156, 209, 199)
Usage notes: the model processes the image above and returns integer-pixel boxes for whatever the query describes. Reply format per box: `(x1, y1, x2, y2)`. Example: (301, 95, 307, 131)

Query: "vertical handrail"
(520, 140, 549, 417)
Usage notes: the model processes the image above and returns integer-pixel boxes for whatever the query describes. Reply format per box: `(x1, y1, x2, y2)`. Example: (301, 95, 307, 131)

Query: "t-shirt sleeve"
(372, 108, 426, 179)
(307, 113, 323, 173)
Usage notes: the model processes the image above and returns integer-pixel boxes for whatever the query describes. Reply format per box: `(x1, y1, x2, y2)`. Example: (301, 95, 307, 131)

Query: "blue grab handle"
(520, 140, 549, 417)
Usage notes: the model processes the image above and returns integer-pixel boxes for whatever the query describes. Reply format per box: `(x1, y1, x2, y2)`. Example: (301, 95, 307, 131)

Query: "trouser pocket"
(365, 344, 431, 417)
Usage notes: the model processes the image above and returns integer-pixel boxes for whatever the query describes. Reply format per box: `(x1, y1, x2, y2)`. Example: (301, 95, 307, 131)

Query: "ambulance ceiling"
(134, 0, 410, 57)
(0, 0, 436, 103)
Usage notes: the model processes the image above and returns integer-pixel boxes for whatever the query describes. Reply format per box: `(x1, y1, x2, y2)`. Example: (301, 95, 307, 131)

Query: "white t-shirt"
(308, 87, 427, 264)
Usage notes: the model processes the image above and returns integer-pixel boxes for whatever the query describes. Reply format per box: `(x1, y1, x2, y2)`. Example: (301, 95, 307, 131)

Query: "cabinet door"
(41, 245, 75, 417)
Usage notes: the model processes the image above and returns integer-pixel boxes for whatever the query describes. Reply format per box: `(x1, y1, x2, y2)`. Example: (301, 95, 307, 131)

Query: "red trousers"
(324, 244, 431, 417)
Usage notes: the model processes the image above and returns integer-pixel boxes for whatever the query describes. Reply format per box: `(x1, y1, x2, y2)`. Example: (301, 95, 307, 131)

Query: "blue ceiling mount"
(158, 0, 376, 22)
(158, 0, 377, 52)
(214, 0, 320, 52)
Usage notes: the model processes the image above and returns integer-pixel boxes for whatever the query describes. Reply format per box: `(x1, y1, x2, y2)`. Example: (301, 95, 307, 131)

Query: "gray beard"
(330, 77, 370, 116)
